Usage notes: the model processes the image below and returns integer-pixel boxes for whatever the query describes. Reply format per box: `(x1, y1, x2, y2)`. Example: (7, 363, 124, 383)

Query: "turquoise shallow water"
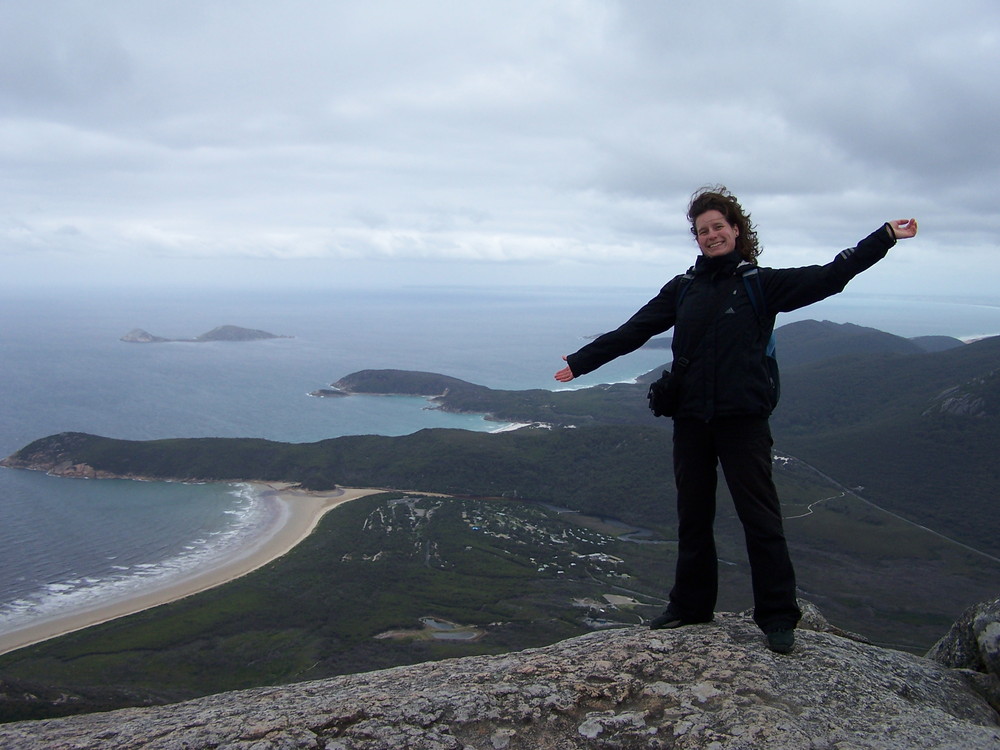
(1, 285, 998, 636)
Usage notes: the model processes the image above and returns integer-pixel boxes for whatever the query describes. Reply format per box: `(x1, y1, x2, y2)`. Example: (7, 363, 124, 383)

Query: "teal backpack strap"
(676, 271, 694, 308)
(739, 265, 765, 317)
(740, 266, 780, 405)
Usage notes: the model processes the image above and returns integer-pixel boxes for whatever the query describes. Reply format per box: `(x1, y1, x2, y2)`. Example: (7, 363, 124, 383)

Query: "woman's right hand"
(554, 356, 575, 383)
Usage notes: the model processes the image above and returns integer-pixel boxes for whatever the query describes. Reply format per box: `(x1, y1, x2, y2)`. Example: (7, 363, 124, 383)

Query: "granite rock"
(1, 611, 998, 749)
(927, 594, 1000, 710)
(927, 595, 1000, 675)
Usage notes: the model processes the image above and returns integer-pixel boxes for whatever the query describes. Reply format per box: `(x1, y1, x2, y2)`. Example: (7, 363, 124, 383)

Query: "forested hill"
(771, 333, 1000, 555)
(773, 319, 962, 368)
(335, 368, 660, 426)
(1, 427, 676, 531)
(4, 324, 999, 554)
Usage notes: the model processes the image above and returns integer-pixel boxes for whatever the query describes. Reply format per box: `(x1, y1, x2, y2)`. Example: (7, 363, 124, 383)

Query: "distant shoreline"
(0, 483, 382, 657)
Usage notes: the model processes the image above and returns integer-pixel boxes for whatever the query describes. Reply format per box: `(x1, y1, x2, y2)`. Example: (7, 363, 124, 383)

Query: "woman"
(554, 186, 917, 653)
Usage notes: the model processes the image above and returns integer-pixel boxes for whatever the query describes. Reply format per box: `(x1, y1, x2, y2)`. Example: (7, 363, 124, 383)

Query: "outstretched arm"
(761, 220, 915, 314)
(554, 277, 682, 382)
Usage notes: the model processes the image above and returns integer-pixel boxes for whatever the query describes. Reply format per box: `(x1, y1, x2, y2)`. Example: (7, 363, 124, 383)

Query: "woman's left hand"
(889, 218, 918, 239)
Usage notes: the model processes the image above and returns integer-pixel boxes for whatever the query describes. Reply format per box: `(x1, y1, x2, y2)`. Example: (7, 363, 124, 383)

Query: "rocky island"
(121, 325, 290, 343)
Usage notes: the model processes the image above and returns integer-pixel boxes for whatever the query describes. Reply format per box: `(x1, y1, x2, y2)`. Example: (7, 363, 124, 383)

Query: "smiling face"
(694, 209, 740, 258)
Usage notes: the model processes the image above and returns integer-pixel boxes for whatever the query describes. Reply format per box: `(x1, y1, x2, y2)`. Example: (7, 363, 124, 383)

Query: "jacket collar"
(691, 250, 742, 278)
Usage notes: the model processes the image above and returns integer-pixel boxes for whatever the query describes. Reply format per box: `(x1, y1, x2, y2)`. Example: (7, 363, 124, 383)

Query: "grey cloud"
(0, 1, 997, 293)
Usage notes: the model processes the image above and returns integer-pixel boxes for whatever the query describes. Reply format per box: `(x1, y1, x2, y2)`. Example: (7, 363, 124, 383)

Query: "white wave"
(490, 422, 553, 433)
(0, 483, 277, 633)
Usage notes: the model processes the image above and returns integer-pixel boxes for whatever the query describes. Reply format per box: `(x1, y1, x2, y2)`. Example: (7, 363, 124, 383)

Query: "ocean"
(2, 284, 999, 639)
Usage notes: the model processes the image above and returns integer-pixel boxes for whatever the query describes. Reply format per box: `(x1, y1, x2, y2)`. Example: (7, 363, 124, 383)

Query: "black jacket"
(566, 225, 897, 420)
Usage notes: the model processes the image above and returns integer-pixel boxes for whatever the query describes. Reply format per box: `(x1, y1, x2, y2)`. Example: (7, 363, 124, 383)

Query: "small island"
(308, 388, 349, 398)
(121, 325, 290, 343)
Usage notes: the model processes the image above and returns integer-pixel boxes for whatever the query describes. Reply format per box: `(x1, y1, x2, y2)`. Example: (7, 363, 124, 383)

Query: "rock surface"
(1, 612, 997, 750)
(928, 595, 1000, 674)
(927, 595, 1000, 707)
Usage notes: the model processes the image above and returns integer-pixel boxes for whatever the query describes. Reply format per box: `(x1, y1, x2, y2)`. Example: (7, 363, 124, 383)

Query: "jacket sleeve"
(565, 275, 682, 378)
(761, 225, 897, 314)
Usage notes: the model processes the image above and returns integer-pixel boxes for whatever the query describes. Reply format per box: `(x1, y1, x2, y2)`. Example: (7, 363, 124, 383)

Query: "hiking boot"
(766, 629, 795, 654)
(649, 608, 684, 629)
(649, 607, 712, 630)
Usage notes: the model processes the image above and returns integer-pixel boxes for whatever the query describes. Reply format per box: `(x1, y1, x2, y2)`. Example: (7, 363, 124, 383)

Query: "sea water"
(1, 284, 998, 637)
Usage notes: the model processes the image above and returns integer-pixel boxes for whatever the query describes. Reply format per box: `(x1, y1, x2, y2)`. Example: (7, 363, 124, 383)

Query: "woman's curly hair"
(687, 185, 761, 262)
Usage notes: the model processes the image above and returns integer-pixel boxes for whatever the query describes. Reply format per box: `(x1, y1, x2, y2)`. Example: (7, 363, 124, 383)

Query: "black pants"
(669, 416, 801, 633)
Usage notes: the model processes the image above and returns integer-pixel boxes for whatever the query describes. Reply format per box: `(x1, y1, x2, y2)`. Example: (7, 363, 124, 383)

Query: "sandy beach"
(0, 483, 382, 657)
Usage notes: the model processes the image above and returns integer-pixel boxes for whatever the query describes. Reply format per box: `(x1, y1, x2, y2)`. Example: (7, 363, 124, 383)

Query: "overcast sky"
(1, 1, 998, 294)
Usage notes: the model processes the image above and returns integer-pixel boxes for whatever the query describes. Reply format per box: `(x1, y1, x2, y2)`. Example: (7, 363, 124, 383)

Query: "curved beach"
(0, 484, 381, 657)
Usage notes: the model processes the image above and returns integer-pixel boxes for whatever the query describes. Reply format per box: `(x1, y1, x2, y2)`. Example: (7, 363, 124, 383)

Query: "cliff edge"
(2, 608, 997, 750)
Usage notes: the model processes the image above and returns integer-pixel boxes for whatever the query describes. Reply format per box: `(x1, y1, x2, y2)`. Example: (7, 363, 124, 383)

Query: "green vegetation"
(1, 481, 996, 724)
(11, 335, 1000, 555)
(337, 368, 660, 425)
(3, 330, 1000, 721)
(0, 493, 676, 715)
(9, 425, 677, 532)
(773, 339, 1000, 554)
